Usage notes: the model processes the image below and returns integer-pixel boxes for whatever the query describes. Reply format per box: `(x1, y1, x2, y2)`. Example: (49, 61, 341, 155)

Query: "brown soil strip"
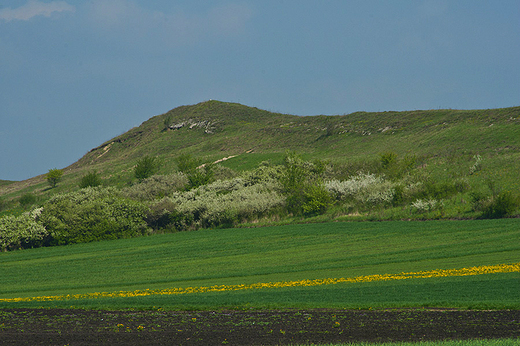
(1, 308, 519, 345)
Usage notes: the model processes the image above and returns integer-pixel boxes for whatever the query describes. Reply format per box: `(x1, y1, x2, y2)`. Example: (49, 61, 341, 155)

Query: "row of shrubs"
(2, 153, 519, 251)
(0, 187, 151, 251)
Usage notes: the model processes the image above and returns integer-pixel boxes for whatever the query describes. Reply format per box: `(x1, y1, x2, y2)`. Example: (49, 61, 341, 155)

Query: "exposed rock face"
(169, 119, 216, 133)
(169, 123, 185, 130)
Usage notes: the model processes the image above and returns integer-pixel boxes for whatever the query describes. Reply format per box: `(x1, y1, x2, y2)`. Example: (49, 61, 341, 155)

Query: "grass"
(0, 219, 518, 310)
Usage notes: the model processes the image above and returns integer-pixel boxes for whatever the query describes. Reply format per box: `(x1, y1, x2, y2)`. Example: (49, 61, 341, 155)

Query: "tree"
(174, 154, 214, 189)
(280, 152, 330, 216)
(174, 154, 200, 174)
(134, 156, 158, 181)
(79, 171, 102, 188)
(46, 168, 63, 188)
(187, 164, 214, 189)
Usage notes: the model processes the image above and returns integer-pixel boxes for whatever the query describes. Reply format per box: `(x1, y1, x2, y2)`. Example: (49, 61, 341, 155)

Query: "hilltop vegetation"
(1, 101, 520, 250)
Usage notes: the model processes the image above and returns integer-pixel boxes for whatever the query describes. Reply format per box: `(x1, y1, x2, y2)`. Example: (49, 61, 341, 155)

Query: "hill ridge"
(1, 100, 519, 198)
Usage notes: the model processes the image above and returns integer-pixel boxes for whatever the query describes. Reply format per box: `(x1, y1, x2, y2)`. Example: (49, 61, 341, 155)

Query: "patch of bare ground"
(1, 308, 519, 345)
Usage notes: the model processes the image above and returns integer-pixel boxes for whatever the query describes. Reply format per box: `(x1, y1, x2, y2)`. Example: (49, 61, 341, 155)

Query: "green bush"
(39, 187, 150, 245)
(79, 171, 102, 188)
(19, 193, 37, 208)
(470, 191, 489, 212)
(481, 191, 518, 219)
(145, 198, 193, 231)
(453, 179, 470, 193)
(174, 154, 215, 190)
(416, 180, 460, 200)
(134, 156, 159, 182)
(298, 183, 332, 216)
(175, 154, 200, 174)
(280, 152, 330, 215)
(187, 164, 214, 190)
(392, 184, 405, 206)
(379, 152, 416, 180)
(163, 114, 172, 131)
(380, 152, 398, 169)
(0, 212, 49, 251)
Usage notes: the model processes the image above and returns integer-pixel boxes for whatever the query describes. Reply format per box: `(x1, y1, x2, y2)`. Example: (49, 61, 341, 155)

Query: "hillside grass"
(1, 219, 518, 310)
(1, 102, 519, 218)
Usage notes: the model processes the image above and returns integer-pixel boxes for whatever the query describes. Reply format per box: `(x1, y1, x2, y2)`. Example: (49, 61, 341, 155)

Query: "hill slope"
(76, 100, 520, 171)
(1, 100, 520, 203)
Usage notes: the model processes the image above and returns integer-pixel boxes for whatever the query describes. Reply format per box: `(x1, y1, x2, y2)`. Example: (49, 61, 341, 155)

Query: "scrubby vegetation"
(1, 149, 519, 251)
(79, 170, 102, 188)
(134, 156, 159, 181)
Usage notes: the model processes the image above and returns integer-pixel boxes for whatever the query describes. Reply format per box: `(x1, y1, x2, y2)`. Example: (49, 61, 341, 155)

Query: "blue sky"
(1, 0, 519, 181)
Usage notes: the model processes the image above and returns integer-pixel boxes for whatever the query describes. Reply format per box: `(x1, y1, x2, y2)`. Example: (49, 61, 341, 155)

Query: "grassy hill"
(72, 100, 520, 173)
(1, 100, 520, 216)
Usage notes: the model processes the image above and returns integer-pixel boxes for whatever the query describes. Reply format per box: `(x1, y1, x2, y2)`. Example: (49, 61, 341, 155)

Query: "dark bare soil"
(1, 308, 519, 345)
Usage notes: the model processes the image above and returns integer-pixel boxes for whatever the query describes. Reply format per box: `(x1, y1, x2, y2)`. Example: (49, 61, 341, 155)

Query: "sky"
(1, 1, 519, 181)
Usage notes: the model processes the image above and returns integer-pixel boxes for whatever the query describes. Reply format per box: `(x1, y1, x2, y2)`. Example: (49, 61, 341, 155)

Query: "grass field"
(1, 219, 518, 310)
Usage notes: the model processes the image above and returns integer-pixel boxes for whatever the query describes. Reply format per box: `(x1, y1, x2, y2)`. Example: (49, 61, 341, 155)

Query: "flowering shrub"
(146, 176, 286, 230)
(121, 173, 187, 201)
(411, 199, 440, 213)
(325, 173, 395, 206)
(0, 213, 50, 251)
(39, 187, 150, 245)
(241, 162, 283, 186)
(167, 182, 284, 228)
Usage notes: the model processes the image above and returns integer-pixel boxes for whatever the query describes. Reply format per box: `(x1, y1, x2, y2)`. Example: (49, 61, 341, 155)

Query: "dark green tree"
(134, 156, 159, 182)
(280, 152, 330, 216)
(187, 164, 214, 189)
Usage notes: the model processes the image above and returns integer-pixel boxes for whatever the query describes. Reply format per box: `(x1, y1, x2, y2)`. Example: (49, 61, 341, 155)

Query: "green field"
(1, 219, 518, 310)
